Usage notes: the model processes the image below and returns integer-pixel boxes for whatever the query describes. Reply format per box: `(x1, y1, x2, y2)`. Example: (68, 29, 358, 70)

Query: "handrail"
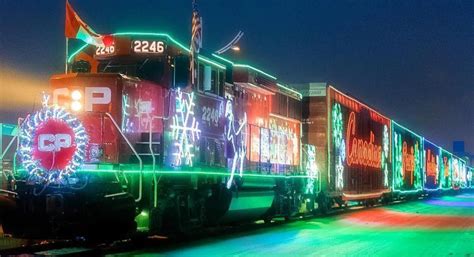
(149, 115, 168, 208)
(104, 112, 143, 203)
(0, 137, 18, 161)
(149, 116, 157, 207)
(104, 192, 129, 198)
(0, 117, 26, 162)
(0, 189, 18, 196)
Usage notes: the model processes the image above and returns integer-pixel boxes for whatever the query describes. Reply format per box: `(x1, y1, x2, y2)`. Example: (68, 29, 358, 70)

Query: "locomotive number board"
(94, 37, 167, 59)
(95, 45, 115, 56)
(132, 40, 166, 54)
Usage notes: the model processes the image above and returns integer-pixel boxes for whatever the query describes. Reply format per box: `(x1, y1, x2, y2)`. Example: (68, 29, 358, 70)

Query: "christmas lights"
(413, 141, 422, 189)
(18, 96, 87, 183)
(391, 122, 424, 191)
(346, 112, 382, 168)
(382, 125, 390, 187)
(121, 94, 133, 133)
(268, 119, 298, 165)
(304, 144, 318, 194)
(467, 167, 473, 188)
(225, 99, 247, 189)
(170, 88, 201, 167)
(440, 150, 452, 189)
(393, 132, 404, 189)
(332, 103, 345, 190)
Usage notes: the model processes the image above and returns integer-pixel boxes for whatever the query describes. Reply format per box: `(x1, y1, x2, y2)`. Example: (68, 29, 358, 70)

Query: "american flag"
(191, 2, 202, 53)
(190, 1, 202, 85)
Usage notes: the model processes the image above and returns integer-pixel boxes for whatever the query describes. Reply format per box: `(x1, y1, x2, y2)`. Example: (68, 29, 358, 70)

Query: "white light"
(71, 101, 82, 111)
(71, 90, 82, 101)
(18, 104, 88, 184)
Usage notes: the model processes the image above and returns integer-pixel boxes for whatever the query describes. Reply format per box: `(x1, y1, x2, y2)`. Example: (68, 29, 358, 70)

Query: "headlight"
(71, 101, 82, 111)
(71, 90, 82, 101)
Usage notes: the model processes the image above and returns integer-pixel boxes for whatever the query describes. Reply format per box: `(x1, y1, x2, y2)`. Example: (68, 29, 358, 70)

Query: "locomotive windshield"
(97, 59, 167, 85)
(70, 35, 192, 88)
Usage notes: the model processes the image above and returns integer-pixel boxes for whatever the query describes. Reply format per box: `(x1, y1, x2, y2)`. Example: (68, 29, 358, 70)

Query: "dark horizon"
(0, 0, 472, 153)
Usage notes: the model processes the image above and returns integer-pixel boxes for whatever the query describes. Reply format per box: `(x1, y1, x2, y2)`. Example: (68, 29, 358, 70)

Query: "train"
(0, 31, 472, 238)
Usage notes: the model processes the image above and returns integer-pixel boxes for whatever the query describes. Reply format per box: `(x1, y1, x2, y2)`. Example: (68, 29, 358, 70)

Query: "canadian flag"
(65, 0, 106, 47)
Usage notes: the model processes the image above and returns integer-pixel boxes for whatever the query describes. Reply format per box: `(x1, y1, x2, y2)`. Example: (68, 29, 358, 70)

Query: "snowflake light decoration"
(170, 88, 201, 166)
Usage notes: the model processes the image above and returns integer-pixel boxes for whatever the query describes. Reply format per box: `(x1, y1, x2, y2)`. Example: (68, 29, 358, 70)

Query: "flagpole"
(65, 37, 69, 73)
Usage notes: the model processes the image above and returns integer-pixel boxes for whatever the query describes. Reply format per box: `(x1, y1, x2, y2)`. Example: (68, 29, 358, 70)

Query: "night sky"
(0, 0, 473, 153)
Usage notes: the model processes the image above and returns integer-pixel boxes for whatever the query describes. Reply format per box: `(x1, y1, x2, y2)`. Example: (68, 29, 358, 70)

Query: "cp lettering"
(38, 134, 72, 152)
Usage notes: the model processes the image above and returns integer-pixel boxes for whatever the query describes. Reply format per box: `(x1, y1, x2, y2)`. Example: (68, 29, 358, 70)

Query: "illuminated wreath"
(18, 105, 87, 183)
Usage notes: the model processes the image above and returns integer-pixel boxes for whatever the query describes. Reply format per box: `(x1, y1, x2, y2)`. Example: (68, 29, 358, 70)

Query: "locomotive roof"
(67, 31, 302, 99)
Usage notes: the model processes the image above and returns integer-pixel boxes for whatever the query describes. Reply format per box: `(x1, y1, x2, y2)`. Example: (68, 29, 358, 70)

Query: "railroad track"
(0, 198, 420, 256)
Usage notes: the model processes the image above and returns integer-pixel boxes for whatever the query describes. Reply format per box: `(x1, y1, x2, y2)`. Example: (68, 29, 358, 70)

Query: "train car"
(391, 121, 423, 198)
(423, 139, 442, 194)
(301, 83, 392, 211)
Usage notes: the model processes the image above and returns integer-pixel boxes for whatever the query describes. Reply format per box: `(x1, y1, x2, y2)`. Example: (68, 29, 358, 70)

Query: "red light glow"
(343, 208, 474, 229)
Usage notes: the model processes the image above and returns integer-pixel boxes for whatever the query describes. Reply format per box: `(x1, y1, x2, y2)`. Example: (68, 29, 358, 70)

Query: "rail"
(104, 112, 143, 203)
(148, 115, 167, 208)
(149, 116, 158, 207)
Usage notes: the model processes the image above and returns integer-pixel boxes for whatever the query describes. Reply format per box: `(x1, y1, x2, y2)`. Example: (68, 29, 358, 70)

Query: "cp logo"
(53, 87, 111, 111)
(38, 134, 72, 152)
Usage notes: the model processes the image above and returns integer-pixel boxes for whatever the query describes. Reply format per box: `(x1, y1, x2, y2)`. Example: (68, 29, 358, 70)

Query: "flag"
(190, 1, 202, 85)
(191, 5, 202, 54)
(65, 0, 104, 47)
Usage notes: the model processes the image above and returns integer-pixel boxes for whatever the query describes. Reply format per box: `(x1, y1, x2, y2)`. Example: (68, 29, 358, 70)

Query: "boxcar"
(302, 84, 392, 209)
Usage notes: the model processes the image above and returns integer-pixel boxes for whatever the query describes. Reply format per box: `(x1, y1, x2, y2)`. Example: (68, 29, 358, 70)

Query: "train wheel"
(318, 194, 330, 215)
(263, 216, 273, 224)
